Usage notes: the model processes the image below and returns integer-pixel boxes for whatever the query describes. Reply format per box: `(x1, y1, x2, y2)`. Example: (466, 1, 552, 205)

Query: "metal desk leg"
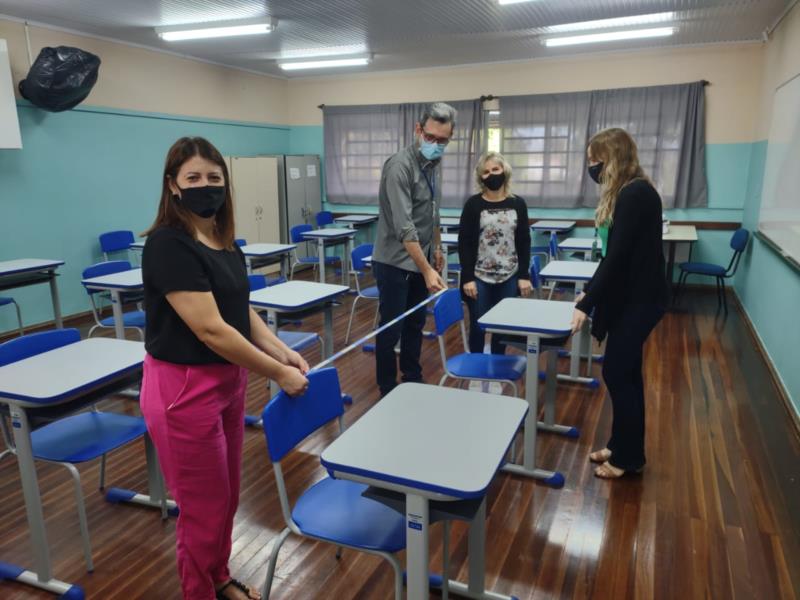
(501, 336, 564, 486)
(666, 241, 676, 285)
(323, 305, 334, 359)
(267, 309, 279, 397)
(3, 406, 84, 597)
(110, 290, 125, 339)
(557, 283, 598, 388)
(405, 493, 430, 600)
(106, 433, 178, 516)
(343, 238, 353, 287)
(48, 271, 63, 329)
(537, 349, 579, 437)
(245, 257, 253, 275)
(317, 239, 326, 283)
(279, 254, 287, 280)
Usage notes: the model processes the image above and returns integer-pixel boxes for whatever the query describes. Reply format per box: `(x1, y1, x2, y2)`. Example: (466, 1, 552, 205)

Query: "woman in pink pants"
(140, 137, 309, 600)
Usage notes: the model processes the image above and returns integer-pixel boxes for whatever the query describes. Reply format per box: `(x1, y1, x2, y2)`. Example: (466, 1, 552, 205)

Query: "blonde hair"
(475, 152, 513, 198)
(588, 128, 650, 226)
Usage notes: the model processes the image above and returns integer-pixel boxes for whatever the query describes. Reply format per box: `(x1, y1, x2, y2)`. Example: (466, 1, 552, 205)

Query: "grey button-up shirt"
(373, 144, 441, 272)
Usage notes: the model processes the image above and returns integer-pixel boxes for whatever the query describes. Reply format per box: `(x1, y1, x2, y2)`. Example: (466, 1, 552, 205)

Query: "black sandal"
(216, 578, 260, 600)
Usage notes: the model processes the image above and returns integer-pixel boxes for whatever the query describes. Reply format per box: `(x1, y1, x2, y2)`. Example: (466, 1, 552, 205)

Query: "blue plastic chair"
(82, 261, 146, 340)
(99, 230, 135, 261)
(235, 238, 247, 247)
(433, 289, 526, 395)
(0, 329, 148, 572)
(248, 275, 322, 355)
(260, 368, 406, 599)
(0, 297, 24, 337)
(531, 231, 558, 265)
(676, 228, 749, 313)
(289, 224, 340, 280)
(315, 210, 334, 227)
(345, 244, 379, 344)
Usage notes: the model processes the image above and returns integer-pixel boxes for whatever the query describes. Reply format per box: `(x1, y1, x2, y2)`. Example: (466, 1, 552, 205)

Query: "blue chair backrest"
(82, 261, 133, 295)
(261, 367, 344, 463)
(433, 289, 464, 336)
(0, 328, 81, 367)
(549, 232, 558, 258)
(351, 243, 374, 271)
(529, 255, 542, 289)
(291, 224, 313, 244)
(99, 230, 134, 254)
(248, 274, 267, 291)
(730, 228, 749, 252)
(235, 238, 247, 247)
(316, 211, 334, 227)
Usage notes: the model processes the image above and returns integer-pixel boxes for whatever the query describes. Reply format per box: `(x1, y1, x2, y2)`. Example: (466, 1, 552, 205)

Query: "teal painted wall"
(0, 102, 290, 334)
(735, 141, 799, 412)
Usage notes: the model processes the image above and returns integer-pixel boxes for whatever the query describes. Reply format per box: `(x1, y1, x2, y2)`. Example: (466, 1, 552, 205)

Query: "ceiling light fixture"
(279, 55, 372, 71)
(497, 0, 541, 5)
(544, 27, 675, 47)
(547, 12, 675, 33)
(156, 17, 277, 42)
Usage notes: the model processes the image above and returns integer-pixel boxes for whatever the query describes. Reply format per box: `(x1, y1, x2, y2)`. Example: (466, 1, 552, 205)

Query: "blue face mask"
(419, 139, 446, 161)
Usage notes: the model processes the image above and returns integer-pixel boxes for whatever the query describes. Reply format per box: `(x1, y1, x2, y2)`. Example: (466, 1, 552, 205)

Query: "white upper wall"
(756, 2, 800, 139)
(288, 43, 764, 144)
(0, 18, 289, 125)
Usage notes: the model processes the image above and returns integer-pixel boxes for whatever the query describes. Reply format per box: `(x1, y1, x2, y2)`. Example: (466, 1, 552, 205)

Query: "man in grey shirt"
(373, 102, 452, 397)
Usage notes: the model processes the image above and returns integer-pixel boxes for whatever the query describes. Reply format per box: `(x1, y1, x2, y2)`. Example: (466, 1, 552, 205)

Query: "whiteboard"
(0, 39, 22, 148)
(759, 71, 800, 266)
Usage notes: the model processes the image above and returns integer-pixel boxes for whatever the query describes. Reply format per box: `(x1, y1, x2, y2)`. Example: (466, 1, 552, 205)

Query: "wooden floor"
(1, 273, 798, 599)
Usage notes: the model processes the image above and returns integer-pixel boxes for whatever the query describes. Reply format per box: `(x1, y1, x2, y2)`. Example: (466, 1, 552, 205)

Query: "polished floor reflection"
(0, 276, 797, 599)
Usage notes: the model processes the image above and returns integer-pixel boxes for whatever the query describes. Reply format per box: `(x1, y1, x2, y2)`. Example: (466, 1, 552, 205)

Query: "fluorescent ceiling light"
(279, 56, 371, 71)
(547, 12, 675, 33)
(279, 44, 368, 60)
(156, 18, 276, 42)
(498, 0, 540, 4)
(545, 27, 675, 47)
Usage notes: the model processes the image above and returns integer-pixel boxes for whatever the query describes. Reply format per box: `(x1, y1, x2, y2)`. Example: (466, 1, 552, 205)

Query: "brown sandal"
(594, 461, 643, 479)
(589, 448, 612, 463)
(216, 578, 261, 600)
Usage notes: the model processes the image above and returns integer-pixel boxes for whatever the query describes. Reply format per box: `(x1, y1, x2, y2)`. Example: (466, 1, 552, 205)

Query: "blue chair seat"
(679, 262, 726, 276)
(0, 297, 14, 306)
(445, 353, 527, 381)
(292, 478, 406, 553)
(31, 412, 147, 463)
(297, 256, 340, 265)
(100, 310, 145, 328)
(278, 330, 320, 352)
(360, 286, 379, 298)
(447, 263, 461, 272)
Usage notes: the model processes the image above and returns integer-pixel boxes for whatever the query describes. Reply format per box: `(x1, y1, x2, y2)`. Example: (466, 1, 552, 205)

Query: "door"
(230, 157, 259, 245)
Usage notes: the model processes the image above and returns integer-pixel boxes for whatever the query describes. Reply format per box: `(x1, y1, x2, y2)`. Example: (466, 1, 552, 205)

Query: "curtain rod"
(321, 81, 707, 110)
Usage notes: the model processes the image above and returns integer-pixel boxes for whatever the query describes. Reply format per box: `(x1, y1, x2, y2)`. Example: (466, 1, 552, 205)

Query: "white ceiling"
(0, 1, 791, 78)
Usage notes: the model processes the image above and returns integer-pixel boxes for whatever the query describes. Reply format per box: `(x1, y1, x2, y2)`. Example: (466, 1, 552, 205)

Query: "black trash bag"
(19, 46, 101, 112)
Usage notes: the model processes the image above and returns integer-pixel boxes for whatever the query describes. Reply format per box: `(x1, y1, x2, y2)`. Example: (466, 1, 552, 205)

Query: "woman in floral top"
(458, 152, 532, 366)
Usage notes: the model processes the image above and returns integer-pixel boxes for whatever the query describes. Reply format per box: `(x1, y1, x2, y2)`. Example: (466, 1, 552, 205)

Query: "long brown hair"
(142, 137, 235, 249)
(588, 128, 650, 226)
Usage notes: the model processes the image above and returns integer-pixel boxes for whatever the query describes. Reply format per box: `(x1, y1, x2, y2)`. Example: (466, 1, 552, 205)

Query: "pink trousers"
(141, 354, 248, 600)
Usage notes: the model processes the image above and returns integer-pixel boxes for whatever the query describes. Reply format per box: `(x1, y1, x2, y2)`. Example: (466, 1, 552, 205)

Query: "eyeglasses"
(420, 129, 451, 146)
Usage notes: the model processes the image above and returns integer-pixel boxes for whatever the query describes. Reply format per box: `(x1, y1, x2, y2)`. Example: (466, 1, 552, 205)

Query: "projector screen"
(0, 39, 22, 149)
(759, 71, 800, 268)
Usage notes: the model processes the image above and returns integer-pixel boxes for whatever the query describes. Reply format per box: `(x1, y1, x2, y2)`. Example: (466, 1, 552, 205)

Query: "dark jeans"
(373, 261, 429, 397)
(466, 276, 518, 354)
(602, 303, 664, 471)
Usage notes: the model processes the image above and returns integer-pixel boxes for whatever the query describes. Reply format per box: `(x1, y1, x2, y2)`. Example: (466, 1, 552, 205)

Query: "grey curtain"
(324, 99, 483, 208)
(499, 81, 707, 209)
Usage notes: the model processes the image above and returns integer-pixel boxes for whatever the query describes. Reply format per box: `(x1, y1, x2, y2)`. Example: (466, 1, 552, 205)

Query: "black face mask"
(588, 162, 604, 184)
(174, 185, 225, 218)
(482, 172, 506, 192)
